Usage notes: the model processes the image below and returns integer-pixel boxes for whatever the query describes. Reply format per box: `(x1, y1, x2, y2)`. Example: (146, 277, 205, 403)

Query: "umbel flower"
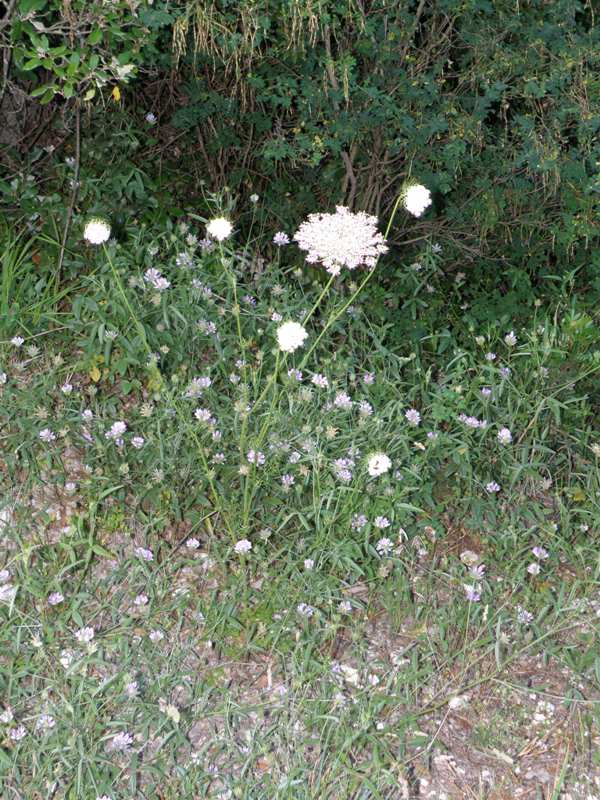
(83, 217, 111, 245)
(293, 206, 388, 276)
(206, 217, 233, 241)
(277, 321, 308, 353)
(402, 184, 432, 217)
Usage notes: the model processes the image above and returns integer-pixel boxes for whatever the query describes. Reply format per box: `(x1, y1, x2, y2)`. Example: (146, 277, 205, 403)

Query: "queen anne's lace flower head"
(402, 184, 432, 217)
(83, 217, 111, 245)
(293, 206, 388, 276)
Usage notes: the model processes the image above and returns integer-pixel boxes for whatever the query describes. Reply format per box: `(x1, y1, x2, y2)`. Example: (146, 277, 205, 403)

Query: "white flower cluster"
(293, 206, 388, 276)
(402, 184, 432, 217)
(206, 217, 233, 241)
(276, 321, 308, 353)
(83, 218, 111, 245)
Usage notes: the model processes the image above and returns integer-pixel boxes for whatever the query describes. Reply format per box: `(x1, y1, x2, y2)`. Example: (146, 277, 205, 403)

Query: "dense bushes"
(2, 1, 599, 318)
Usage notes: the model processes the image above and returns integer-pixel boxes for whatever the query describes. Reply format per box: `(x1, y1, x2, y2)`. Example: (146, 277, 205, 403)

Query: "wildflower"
(0, 372, 6, 385)
(81, 409, 93, 422)
(427, 431, 438, 440)
(134, 594, 148, 606)
(459, 414, 488, 429)
(281, 474, 295, 488)
(500, 366, 511, 378)
(246, 450, 265, 466)
(125, 681, 139, 698)
(463, 584, 481, 602)
(358, 400, 373, 416)
(376, 537, 394, 555)
(481, 387, 492, 397)
(297, 603, 315, 618)
(131, 436, 145, 449)
(497, 427, 512, 445)
(517, 606, 534, 624)
(532, 546, 548, 560)
(9, 725, 27, 741)
(0, 570, 10, 583)
(273, 232, 290, 246)
(194, 407, 212, 423)
(11, 336, 24, 347)
(405, 408, 421, 426)
(74, 626, 94, 644)
(277, 321, 308, 353)
(311, 373, 328, 388)
(234, 539, 252, 554)
(362, 372, 375, 385)
(134, 546, 154, 561)
(249, 194, 259, 203)
(333, 392, 352, 410)
(39, 428, 56, 443)
(184, 376, 211, 398)
(287, 368, 303, 381)
(294, 206, 388, 276)
(206, 217, 233, 241)
(143, 268, 170, 291)
(374, 516, 390, 529)
(149, 630, 164, 642)
(48, 592, 64, 606)
(485, 481, 500, 493)
(367, 453, 391, 477)
(351, 514, 367, 530)
(109, 731, 133, 752)
(105, 421, 127, 440)
(470, 564, 486, 579)
(505, 331, 517, 346)
(527, 562, 540, 576)
(35, 714, 55, 732)
(304, 558, 315, 570)
(83, 218, 111, 245)
(402, 184, 432, 217)
(333, 457, 354, 483)
(186, 538, 200, 550)
(0, 582, 16, 603)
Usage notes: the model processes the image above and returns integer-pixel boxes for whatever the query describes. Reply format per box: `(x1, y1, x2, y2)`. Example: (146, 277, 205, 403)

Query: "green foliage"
(7, 0, 171, 102)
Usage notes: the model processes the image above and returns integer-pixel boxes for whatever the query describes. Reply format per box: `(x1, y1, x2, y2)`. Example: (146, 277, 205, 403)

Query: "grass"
(1, 215, 600, 799)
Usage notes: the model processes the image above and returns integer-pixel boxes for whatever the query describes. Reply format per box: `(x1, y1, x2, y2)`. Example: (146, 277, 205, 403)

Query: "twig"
(56, 101, 81, 287)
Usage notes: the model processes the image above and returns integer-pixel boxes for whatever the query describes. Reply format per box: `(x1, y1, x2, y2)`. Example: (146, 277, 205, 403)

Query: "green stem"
(302, 273, 336, 326)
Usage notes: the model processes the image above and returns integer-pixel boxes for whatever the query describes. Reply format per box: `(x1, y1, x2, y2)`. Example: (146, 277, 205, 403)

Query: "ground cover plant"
(2, 1, 600, 799)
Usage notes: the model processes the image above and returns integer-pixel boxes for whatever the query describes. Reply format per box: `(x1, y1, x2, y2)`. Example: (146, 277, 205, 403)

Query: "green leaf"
(88, 28, 103, 46)
(39, 86, 57, 104)
(30, 83, 49, 97)
(19, 0, 47, 13)
(22, 58, 41, 71)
